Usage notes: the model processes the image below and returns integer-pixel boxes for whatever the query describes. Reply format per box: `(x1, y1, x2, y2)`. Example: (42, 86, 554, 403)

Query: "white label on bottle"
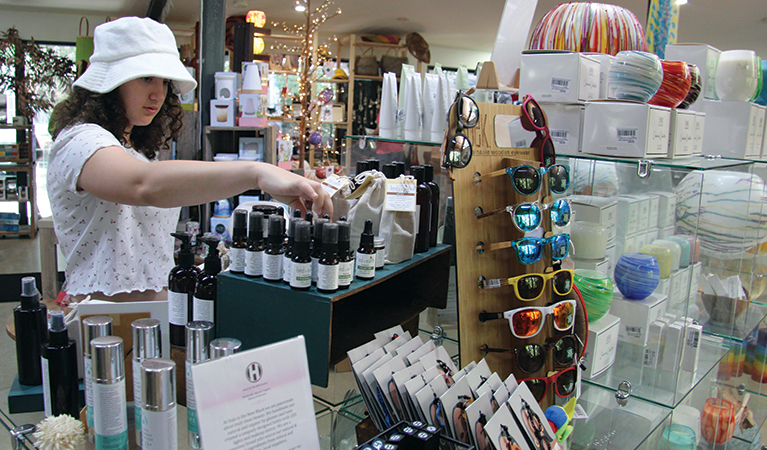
(375, 249, 385, 268)
(41, 356, 51, 417)
(133, 360, 142, 432)
(291, 262, 312, 288)
(167, 290, 188, 326)
(245, 249, 263, 276)
(93, 379, 128, 439)
(311, 256, 320, 283)
(356, 253, 376, 279)
(186, 361, 199, 434)
(142, 407, 177, 450)
(317, 264, 339, 290)
(192, 297, 214, 323)
(263, 253, 283, 280)
(384, 178, 417, 212)
(229, 247, 246, 272)
(283, 255, 293, 283)
(85, 356, 94, 428)
(338, 260, 354, 286)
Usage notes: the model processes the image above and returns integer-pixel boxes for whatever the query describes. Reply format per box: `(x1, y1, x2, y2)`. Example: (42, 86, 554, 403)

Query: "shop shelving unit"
(0, 124, 36, 238)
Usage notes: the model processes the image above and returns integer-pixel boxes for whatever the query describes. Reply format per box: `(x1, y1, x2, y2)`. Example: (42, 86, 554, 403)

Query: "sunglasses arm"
(480, 344, 512, 355)
(478, 311, 504, 322)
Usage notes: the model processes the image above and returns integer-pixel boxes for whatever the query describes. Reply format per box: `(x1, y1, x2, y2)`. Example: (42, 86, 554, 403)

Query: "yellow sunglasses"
(478, 269, 573, 301)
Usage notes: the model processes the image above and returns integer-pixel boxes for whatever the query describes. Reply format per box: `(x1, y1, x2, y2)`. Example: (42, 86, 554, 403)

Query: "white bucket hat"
(73, 17, 197, 96)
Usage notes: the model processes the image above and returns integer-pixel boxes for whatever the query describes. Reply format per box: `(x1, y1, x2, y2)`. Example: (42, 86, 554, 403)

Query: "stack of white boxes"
(691, 99, 766, 159)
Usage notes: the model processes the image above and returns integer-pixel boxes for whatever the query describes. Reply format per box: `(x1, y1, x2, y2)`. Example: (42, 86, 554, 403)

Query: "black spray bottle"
(356, 219, 376, 280)
(263, 214, 285, 282)
(311, 218, 329, 285)
(41, 310, 79, 418)
(229, 210, 248, 274)
(245, 211, 265, 278)
(290, 221, 312, 290)
(192, 238, 221, 324)
(411, 166, 432, 253)
(337, 220, 354, 289)
(423, 164, 440, 248)
(168, 232, 199, 347)
(14, 276, 47, 386)
(283, 217, 301, 285)
(317, 223, 340, 293)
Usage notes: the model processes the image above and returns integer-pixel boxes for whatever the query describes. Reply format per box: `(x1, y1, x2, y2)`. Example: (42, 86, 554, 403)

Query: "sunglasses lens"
(511, 308, 543, 338)
(555, 368, 577, 397)
(458, 96, 479, 128)
(510, 166, 541, 196)
(550, 199, 571, 227)
(547, 165, 570, 194)
(514, 203, 542, 232)
(541, 137, 556, 168)
(553, 336, 577, 365)
(552, 270, 574, 296)
(550, 234, 570, 260)
(526, 99, 546, 128)
(514, 238, 543, 265)
(448, 134, 472, 168)
(516, 274, 545, 300)
(526, 379, 547, 402)
(552, 301, 575, 331)
(516, 344, 545, 374)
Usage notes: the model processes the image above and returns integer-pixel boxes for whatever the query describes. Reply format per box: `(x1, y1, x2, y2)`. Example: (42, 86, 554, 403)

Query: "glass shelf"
(562, 153, 754, 171)
(346, 135, 443, 147)
(701, 302, 767, 342)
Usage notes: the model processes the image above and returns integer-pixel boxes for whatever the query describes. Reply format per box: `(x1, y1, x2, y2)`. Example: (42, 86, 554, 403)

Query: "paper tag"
(551, 129, 569, 146)
(573, 404, 589, 420)
(320, 174, 351, 196)
(384, 178, 417, 212)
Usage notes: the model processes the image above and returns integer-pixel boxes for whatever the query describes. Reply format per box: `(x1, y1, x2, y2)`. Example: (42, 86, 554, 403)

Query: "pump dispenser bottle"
(186, 321, 213, 449)
(337, 221, 353, 289)
(356, 219, 376, 280)
(311, 218, 329, 285)
(245, 211, 265, 278)
(229, 210, 248, 273)
(83, 316, 113, 442)
(263, 214, 285, 281)
(283, 217, 301, 284)
(13, 276, 47, 386)
(290, 221, 312, 290)
(132, 318, 162, 446)
(317, 223, 340, 293)
(91, 336, 128, 449)
(423, 164, 440, 248)
(169, 232, 199, 347)
(41, 310, 79, 418)
(192, 238, 221, 323)
(411, 166, 432, 253)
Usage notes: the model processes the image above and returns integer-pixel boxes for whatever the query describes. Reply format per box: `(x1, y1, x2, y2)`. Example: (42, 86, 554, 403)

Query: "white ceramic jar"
(570, 221, 609, 260)
(715, 50, 758, 101)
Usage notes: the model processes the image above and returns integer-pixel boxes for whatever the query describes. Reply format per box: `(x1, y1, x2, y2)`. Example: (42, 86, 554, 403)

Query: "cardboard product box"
(655, 277, 671, 299)
(583, 313, 621, 379)
(682, 323, 703, 373)
(617, 233, 639, 255)
(541, 102, 585, 155)
(625, 194, 651, 233)
(210, 99, 235, 127)
(582, 101, 671, 158)
(664, 43, 722, 101)
(689, 262, 702, 299)
(614, 195, 641, 236)
(609, 290, 668, 346)
(585, 53, 614, 100)
(669, 269, 685, 309)
(662, 320, 687, 372)
(659, 225, 676, 239)
(573, 256, 610, 273)
(666, 109, 696, 158)
(569, 195, 618, 243)
(694, 99, 762, 158)
(692, 112, 706, 155)
(755, 104, 766, 158)
(605, 243, 617, 278)
(646, 228, 660, 246)
(519, 53, 601, 103)
(649, 191, 677, 229)
(643, 320, 667, 369)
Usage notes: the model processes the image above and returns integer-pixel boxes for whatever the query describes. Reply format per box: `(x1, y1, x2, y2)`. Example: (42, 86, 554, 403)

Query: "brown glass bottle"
(355, 219, 376, 280)
(410, 166, 432, 253)
(423, 164, 440, 248)
(229, 210, 247, 273)
(317, 223, 339, 293)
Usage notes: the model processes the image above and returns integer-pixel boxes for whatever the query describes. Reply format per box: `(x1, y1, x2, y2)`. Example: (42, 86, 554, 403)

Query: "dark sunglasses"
(479, 299, 577, 339)
(477, 233, 570, 265)
(519, 366, 577, 402)
(475, 199, 571, 231)
(478, 268, 574, 301)
(442, 90, 479, 169)
(480, 335, 579, 374)
(521, 94, 556, 167)
(452, 395, 472, 444)
(473, 164, 570, 196)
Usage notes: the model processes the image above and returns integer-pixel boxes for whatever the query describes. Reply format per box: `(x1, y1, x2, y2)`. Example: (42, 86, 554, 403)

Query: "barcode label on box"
(626, 326, 642, 338)
(550, 77, 571, 93)
(643, 348, 657, 367)
(685, 330, 699, 349)
(513, 139, 528, 148)
(617, 128, 638, 143)
(482, 279, 502, 289)
(551, 129, 569, 145)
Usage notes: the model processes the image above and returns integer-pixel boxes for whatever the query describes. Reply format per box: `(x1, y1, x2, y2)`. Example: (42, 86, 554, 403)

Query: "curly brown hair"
(49, 84, 184, 160)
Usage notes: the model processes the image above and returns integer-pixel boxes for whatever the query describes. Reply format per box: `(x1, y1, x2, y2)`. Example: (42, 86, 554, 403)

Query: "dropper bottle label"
(263, 214, 285, 281)
(356, 219, 376, 280)
(229, 210, 248, 273)
(317, 223, 339, 293)
(245, 211, 264, 277)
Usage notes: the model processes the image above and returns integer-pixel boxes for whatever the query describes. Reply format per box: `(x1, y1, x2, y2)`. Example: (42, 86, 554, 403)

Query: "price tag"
(320, 174, 351, 196)
(384, 178, 417, 212)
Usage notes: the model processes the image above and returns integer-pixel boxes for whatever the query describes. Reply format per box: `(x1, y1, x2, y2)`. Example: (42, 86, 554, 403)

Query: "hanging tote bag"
(75, 17, 94, 78)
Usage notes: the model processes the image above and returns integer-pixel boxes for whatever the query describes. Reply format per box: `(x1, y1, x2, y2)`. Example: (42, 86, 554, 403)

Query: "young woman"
(48, 17, 332, 302)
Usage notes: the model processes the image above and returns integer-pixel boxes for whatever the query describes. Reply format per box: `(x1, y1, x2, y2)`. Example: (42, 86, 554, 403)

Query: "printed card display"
(383, 331, 412, 355)
(362, 353, 394, 429)
(351, 348, 386, 429)
(406, 341, 436, 366)
(415, 374, 451, 436)
(464, 359, 493, 397)
(404, 366, 440, 422)
(476, 372, 511, 413)
(454, 361, 476, 384)
(384, 178, 417, 212)
(439, 376, 474, 445)
(374, 325, 406, 346)
(466, 391, 495, 450)
(391, 362, 425, 422)
(419, 346, 458, 385)
(392, 336, 424, 358)
(507, 383, 562, 450)
(347, 339, 384, 366)
(485, 401, 529, 450)
(373, 356, 408, 421)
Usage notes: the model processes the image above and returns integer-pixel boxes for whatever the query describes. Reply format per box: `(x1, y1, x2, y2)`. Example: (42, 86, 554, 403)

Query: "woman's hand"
(254, 163, 334, 218)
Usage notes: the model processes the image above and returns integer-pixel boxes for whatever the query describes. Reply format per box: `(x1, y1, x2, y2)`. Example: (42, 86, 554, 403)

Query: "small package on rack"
(584, 313, 620, 378)
(346, 170, 387, 250)
(519, 52, 600, 103)
(693, 112, 706, 155)
(667, 109, 696, 158)
(609, 290, 668, 346)
(379, 174, 417, 264)
(581, 101, 671, 158)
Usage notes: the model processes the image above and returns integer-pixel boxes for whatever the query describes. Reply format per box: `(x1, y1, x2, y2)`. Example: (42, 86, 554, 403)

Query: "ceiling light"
(675, 0, 688, 5)
(295, 2, 306, 12)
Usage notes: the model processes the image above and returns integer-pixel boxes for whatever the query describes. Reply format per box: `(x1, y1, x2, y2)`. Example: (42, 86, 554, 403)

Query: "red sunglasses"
(518, 365, 577, 402)
(520, 94, 556, 168)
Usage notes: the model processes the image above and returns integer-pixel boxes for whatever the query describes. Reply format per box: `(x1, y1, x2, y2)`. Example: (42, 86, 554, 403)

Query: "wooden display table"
(216, 245, 451, 387)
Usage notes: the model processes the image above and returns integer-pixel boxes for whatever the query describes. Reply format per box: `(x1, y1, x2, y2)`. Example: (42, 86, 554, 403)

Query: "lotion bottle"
(283, 217, 301, 284)
(186, 321, 213, 449)
(290, 221, 312, 290)
(192, 238, 221, 323)
(337, 221, 353, 289)
(423, 164, 440, 248)
(317, 223, 339, 293)
(41, 310, 79, 418)
(228, 209, 247, 273)
(411, 165, 432, 253)
(356, 219, 376, 280)
(82, 316, 113, 442)
(132, 318, 161, 446)
(168, 232, 199, 347)
(244, 211, 265, 278)
(263, 214, 285, 281)
(140, 359, 177, 450)
(13, 276, 47, 386)
(311, 218, 329, 285)
(91, 336, 128, 450)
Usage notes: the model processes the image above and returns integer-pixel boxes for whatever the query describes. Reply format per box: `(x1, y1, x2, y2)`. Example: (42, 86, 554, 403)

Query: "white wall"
(428, 45, 491, 71)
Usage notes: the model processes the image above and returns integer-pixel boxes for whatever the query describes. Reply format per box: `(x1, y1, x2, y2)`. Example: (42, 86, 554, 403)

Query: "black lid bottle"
(193, 238, 221, 324)
(356, 160, 370, 175)
(14, 276, 47, 385)
(423, 164, 440, 248)
(355, 219, 376, 280)
(382, 164, 398, 179)
(290, 221, 312, 290)
(394, 161, 406, 177)
(367, 159, 381, 172)
(337, 221, 353, 289)
(245, 211, 265, 277)
(263, 214, 285, 282)
(411, 166, 432, 253)
(283, 217, 302, 284)
(311, 218, 329, 285)
(168, 233, 200, 347)
(229, 210, 248, 273)
(317, 223, 339, 293)
(41, 310, 79, 418)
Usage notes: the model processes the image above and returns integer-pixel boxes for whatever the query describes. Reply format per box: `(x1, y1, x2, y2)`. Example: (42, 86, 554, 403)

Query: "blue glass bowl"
(614, 253, 660, 300)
